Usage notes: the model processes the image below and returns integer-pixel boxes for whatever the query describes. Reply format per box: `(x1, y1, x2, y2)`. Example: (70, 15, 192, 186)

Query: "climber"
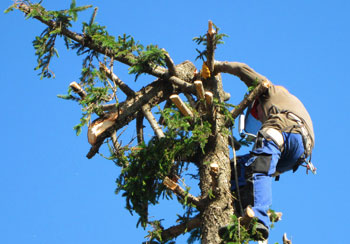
(209, 62, 315, 240)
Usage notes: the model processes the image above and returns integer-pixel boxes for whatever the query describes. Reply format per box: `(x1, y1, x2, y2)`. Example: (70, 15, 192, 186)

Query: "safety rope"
(229, 127, 244, 217)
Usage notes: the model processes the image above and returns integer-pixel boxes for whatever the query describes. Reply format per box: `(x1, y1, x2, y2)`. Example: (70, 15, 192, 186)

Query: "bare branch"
(99, 62, 135, 97)
(169, 76, 195, 93)
(136, 112, 144, 144)
(163, 49, 178, 77)
(206, 20, 216, 73)
(142, 105, 165, 139)
(89, 7, 98, 26)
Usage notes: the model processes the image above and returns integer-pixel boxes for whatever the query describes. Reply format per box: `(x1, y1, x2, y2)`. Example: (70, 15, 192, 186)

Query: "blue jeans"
(231, 132, 305, 228)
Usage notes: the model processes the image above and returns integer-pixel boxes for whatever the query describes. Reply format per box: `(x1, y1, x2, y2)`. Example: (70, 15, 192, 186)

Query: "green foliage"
(9, 0, 92, 79)
(187, 227, 201, 244)
(220, 215, 263, 244)
(129, 45, 166, 81)
(113, 106, 211, 228)
(193, 22, 228, 61)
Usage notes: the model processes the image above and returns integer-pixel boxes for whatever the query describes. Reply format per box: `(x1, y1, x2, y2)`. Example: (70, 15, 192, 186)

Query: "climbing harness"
(285, 112, 316, 175)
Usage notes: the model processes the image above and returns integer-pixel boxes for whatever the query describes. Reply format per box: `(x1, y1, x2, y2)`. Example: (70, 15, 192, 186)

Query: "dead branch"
(89, 7, 98, 26)
(163, 49, 178, 77)
(142, 105, 165, 139)
(206, 20, 216, 73)
(99, 62, 135, 97)
(136, 112, 144, 144)
(169, 76, 195, 93)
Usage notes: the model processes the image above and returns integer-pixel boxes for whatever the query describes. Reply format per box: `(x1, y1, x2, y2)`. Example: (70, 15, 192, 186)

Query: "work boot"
(250, 222, 269, 241)
(218, 221, 269, 242)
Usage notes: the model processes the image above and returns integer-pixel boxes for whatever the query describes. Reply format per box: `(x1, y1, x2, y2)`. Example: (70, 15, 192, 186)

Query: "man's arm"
(214, 61, 269, 87)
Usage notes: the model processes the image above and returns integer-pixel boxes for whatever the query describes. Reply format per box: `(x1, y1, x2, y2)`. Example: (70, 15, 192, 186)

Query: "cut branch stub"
(69, 81, 86, 99)
(170, 94, 194, 118)
(283, 233, 292, 244)
(194, 80, 205, 100)
(205, 91, 213, 106)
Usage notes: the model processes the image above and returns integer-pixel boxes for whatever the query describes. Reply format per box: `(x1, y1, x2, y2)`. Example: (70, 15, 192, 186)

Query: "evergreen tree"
(6, 1, 278, 243)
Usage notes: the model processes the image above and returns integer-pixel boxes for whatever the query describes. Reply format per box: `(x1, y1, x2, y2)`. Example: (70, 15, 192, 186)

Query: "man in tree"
(215, 62, 315, 241)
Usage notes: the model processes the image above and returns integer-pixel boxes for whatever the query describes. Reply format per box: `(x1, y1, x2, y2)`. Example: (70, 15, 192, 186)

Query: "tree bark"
(199, 74, 233, 244)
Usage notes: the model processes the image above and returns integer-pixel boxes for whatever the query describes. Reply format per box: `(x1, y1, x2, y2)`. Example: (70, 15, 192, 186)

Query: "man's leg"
(244, 136, 281, 230)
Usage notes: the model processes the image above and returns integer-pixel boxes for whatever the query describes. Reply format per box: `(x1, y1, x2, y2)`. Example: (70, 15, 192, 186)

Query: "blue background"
(1, 0, 349, 243)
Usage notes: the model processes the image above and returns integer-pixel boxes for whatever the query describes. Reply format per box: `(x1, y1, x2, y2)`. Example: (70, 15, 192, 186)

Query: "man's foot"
(251, 222, 269, 241)
(218, 221, 269, 241)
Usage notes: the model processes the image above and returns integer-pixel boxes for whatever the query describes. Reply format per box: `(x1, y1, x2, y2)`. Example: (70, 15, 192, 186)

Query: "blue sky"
(1, 0, 349, 243)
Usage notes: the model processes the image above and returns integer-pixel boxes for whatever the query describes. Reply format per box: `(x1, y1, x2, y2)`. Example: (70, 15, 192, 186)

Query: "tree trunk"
(199, 74, 233, 244)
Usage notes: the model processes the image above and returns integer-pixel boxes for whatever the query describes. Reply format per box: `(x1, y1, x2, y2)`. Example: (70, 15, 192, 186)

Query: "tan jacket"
(259, 85, 315, 149)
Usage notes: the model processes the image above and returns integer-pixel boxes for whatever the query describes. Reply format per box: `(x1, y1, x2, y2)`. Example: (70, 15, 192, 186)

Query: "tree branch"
(226, 83, 268, 127)
(136, 112, 144, 144)
(86, 61, 196, 158)
(163, 49, 178, 77)
(163, 176, 204, 210)
(169, 76, 195, 93)
(160, 214, 201, 242)
(99, 62, 135, 97)
(69, 81, 87, 99)
(16, 3, 167, 78)
(142, 105, 165, 139)
(206, 21, 215, 73)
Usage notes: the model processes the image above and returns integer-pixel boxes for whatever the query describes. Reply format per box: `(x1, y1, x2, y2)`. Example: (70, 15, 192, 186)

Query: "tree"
(6, 1, 277, 243)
